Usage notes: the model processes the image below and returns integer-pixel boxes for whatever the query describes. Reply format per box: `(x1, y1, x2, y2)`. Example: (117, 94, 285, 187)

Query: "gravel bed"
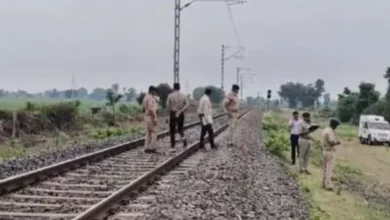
(140, 109, 310, 220)
(0, 116, 232, 218)
(0, 112, 224, 180)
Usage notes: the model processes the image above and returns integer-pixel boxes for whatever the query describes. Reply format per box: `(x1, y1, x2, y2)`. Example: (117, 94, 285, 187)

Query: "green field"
(0, 97, 138, 114)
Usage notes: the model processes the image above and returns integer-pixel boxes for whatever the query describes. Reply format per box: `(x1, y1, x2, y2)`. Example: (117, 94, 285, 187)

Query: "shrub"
(262, 113, 289, 158)
(118, 104, 141, 115)
(38, 102, 78, 130)
(264, 130, 289, 158)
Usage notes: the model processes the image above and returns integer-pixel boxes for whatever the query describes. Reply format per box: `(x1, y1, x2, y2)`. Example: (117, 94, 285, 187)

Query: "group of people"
(141, 83, 241, 153)
(288, 111, 341, 191)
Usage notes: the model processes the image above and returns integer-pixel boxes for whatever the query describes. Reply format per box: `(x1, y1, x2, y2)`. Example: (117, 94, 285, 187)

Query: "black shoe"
(211, 144, 218, 150)
(183, 139, 188, 147)
(144, 148, 156, 153)
(292, 161, 296, 165)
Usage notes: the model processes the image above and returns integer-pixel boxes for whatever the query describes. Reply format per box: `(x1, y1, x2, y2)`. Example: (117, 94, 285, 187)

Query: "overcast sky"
(1, 0, 389, 99)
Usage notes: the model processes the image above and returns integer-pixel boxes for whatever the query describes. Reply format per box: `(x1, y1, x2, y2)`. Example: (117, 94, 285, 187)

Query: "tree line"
(277, 68, 390, 125)
(336, 68, 390, 124)
(1, 83, 260, 107)
(0, 84, 138, 102)
(277, 79, 330, 109)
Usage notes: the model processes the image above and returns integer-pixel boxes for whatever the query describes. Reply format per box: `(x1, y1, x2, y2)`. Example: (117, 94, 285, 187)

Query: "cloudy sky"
(0, 0, 389, 99)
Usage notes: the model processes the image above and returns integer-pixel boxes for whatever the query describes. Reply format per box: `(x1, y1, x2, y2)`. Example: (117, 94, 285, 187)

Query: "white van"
(359, 115, 390, 145)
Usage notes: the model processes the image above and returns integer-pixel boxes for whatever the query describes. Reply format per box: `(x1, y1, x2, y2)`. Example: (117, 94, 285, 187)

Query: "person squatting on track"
(289, 111, 301, 165)
(198, 87, 217, 151)
(298, 112, 313, 174)
(166, 83, 189, 152)
(322, 118, 341, 191)
(142, 86, 159, 153)
(223, 84, 240, 146)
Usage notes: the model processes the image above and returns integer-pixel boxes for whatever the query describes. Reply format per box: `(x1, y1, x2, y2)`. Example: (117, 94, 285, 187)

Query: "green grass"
(336, 124, 357, 139)
(263, 112, 389, 220)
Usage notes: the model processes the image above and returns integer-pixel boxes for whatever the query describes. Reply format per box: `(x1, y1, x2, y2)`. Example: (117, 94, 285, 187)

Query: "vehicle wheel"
(367, 135, 373, 146)
(359, 137, 365, 144)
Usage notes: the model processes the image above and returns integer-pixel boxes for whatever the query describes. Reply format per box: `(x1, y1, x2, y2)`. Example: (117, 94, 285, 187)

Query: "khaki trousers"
(323, 150, 336, 189)
(228, 113, 238, 144)
(144, 115, 157, 150)
(298, 138, 311, 171)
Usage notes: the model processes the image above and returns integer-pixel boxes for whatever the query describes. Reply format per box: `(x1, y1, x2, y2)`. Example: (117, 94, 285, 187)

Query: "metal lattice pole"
(236, 67, 240, 85)
(240, 77, 243, 98)
(173, 0, 246, 85)
(221, 44, 225, 90)
(173, 0, 181, 84)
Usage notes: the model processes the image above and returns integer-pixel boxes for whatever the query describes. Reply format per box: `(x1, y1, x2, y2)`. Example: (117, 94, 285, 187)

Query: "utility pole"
(221, 44, 225, 89)
(71, 72, 77, 99)
(239, 73, 255, 99)
(236, 67, 239, 85)
(236, 66, 251, 85)
(173, 0, 246, 84)
(221, 45, 245, 90)
(173, 0, 181, 83)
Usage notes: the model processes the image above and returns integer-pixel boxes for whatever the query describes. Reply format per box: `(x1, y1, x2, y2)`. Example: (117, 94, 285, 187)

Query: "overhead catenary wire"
(226, 2, 243, 48)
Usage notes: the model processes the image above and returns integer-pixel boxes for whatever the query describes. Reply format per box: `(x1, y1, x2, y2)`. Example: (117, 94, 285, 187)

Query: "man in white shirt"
(289, 111, 301, 165)
(198, 88, 216, 150)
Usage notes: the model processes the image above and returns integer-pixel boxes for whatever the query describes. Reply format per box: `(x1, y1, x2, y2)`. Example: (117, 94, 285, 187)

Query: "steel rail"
(72, 109, 250, 220)
(0, 106, 247, 195)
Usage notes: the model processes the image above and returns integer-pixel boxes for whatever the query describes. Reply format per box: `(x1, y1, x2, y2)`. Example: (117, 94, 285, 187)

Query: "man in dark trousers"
(198, 88, 217, 150)
(289, 111, 301, 165)
(167, 83, 189, 151)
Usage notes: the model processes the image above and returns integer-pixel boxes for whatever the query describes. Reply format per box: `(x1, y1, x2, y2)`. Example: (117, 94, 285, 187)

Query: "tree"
(106, 89, 123, 119)
(192, 87, 204, 101)
(278, 82, 300, 108)
(90, 88, 107, 100)
(278, 82, 317, 109)
(49, 89, 59, 98)
(137, 92, 146, 105)
(111, 83, 119, 94)
(355, 82, 380, 116)
(0, 89, 5, 98)
(191, 86, 224, 103)
(246, 96, 255, 106)
(300, 84, 316, 108)
(314, 79, 325, 108)
(323, 93, 331, 108)
(363, 101, 386, 116)
(337, 92, 358, 123)
(336, 82, 379, 124)
(208, 86, 225, 103)
(65, 90, 73, 99)
(125, 87, 137, 102)
(77, 87, 88, 98)
(343, 87, 351, 95)
(156, 83, 173, 108)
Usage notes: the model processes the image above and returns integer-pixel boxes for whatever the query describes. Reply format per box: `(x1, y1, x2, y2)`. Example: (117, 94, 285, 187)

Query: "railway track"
(0, 108, 249, 220)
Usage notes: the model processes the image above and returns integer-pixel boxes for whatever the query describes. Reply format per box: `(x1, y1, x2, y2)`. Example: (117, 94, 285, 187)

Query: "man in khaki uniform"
(298, 112, 313, 174)
(167, 83, 189, 151)
(322, 118, 341, 190)
(142, 86, 159, 153)
(223, 84, 240, 146)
